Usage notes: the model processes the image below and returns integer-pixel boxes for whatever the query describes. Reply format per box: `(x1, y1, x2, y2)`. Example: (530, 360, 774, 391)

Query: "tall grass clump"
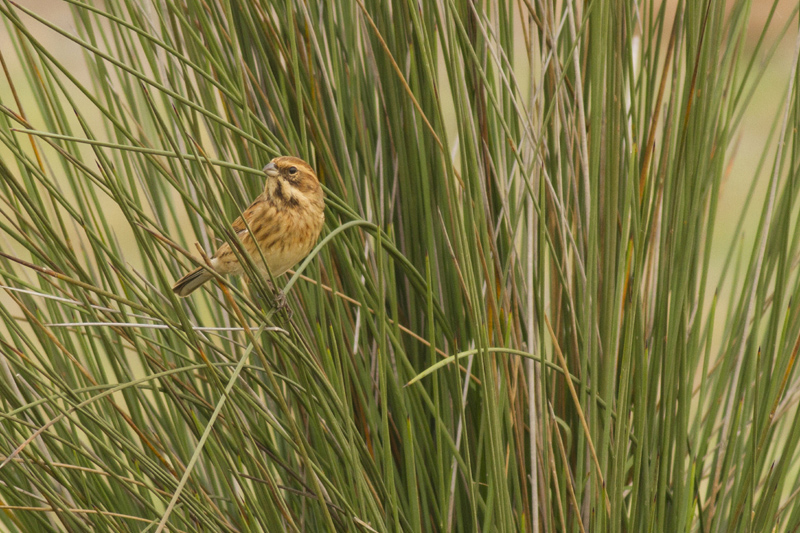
(0, 0, 798, 530)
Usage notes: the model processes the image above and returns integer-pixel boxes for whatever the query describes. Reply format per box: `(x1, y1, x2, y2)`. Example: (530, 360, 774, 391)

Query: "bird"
(172, 156, 325, 297)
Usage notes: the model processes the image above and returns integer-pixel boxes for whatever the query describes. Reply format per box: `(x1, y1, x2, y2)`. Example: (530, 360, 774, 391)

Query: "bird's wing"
(231, 194, 267, 236)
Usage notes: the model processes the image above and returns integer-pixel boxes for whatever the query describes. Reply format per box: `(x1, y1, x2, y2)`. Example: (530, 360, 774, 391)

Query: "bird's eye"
(288, 166, 298, 175)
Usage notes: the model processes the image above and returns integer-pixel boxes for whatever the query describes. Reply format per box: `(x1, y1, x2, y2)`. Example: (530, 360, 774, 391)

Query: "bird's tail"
(172, 267, 214, 297)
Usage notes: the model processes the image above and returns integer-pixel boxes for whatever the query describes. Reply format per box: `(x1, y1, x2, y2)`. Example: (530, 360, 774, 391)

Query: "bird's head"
(262, 156, 323, 208)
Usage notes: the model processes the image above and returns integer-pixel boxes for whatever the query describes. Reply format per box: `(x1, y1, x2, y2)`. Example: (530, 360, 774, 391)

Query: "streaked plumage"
(172, 156, 325, 297)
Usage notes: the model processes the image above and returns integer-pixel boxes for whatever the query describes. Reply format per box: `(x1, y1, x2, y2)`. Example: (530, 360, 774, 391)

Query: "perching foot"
(273, 288, 292, 319)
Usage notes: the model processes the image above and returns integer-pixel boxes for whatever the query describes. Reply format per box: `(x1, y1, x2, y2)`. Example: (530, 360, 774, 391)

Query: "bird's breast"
(258, 203, 324, 276)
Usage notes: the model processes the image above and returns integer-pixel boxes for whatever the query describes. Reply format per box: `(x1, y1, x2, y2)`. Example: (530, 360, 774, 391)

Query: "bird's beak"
(263, 162, 279, 178)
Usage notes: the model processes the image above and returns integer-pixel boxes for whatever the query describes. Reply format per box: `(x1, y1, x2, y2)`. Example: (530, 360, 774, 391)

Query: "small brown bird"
(172, 156, 325, 297)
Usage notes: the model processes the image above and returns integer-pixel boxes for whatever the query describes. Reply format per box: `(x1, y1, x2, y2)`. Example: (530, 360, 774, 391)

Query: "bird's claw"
(273, 289, 292, 319)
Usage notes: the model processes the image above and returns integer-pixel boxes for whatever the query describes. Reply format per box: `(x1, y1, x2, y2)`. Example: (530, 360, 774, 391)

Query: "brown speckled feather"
(172, 156, 325, 297)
